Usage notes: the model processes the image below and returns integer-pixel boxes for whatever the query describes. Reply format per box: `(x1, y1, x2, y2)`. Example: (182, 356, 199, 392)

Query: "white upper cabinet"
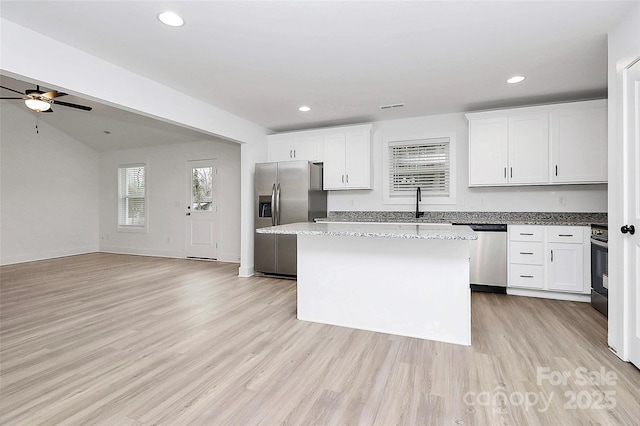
(468, 117, 508, 185)
(323, 126, 372, 190)
(267, 124, 372, 190)
(508, 114, 549, 184)
(551, 101, 607, 183)
(467, 114, 548, 186)
(467, 100, 607, 187)
(267, 133, 321, 162)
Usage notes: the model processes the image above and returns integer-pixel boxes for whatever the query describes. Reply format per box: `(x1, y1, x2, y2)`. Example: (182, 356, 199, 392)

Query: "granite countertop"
(256, 222, 477, 240)
(317, 211, 607, 226)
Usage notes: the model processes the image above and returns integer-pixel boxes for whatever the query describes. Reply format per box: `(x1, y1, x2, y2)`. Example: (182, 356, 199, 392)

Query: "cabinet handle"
(504, 167, 507, 178)
(342, 175, 344, 183)
(293, 149, 296, 158)
(558, 234, 573, 237)
(510, 167, 513, 178)
(289, 149, 292, 158)
(520, 233, 534, 236)
(520, 275, 534, 278)
(550, 250, 554, 262)
(555, 165, 558, 176)
(519, 252, 534, 255)
(346, 174, 349, 184)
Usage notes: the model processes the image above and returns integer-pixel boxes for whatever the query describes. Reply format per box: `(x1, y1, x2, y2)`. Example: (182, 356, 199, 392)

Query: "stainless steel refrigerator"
(254, 161, 327, 276)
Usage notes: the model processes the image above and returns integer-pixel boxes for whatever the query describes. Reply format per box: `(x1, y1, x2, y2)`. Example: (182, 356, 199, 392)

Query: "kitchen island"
(256, 222, 477, 345)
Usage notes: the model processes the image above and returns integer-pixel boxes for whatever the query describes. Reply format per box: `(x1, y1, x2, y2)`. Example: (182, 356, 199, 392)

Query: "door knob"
(621, 224, 635, 235)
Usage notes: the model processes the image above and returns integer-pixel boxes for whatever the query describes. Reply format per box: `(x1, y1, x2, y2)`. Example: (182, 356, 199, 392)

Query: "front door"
(186, 159, 218, 260)
(623, 59, 640, 369)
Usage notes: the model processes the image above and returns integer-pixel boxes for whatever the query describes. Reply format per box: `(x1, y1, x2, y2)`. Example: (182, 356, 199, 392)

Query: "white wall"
(328, 112, 608, 213)
(1, 18, 267, 275)
(607, 3, 640, 360)
(99, 139, 241, 262)
(0, 103, 100, 265)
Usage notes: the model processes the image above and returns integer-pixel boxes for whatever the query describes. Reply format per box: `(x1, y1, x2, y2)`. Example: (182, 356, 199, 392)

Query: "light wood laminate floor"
(1, 253, 638, 425)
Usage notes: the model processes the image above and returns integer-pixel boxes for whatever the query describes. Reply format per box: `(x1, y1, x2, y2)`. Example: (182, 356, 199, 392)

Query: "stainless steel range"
(591, 224, 608, 317)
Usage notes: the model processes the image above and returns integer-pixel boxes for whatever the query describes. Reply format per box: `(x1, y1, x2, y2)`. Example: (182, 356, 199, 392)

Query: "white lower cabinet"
(508, 225, 590, 300)
(509, 264, 544, 289)
(547, 243, 584, 292)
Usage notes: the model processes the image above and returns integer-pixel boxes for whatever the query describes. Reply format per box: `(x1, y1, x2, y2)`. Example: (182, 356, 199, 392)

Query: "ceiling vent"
(379, 103, 404, 110)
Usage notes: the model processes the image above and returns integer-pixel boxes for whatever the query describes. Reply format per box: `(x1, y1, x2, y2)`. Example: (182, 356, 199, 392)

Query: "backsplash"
(325, 211, 608, 226)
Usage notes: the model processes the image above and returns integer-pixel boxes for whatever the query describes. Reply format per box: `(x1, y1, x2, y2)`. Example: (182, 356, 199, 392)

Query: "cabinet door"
(508, 114, 549, 184)
(344, 130, 371, 189)
(323, 133, 347, 190)
(469, 118, 508, 186)
(551, 105, 607, 183)
(292, 135, 320, 162)
(268, 139, 294, 162)
(547, 243, 584, 293)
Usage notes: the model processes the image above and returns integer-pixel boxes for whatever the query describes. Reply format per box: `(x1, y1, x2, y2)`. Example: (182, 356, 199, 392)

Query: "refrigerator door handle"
(276, 183, 281, 225)
(271, 184, 276, 226)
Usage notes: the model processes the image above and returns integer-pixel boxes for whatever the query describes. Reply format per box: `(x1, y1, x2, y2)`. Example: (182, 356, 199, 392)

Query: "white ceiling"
(0, 75, 222, 152)
(0, 1, 635, 141)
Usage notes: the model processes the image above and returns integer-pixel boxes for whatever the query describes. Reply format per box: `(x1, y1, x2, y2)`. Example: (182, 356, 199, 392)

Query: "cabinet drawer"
(509, 264, 544, 289)
(509, 226, 544, 242)
(509, 242, 544, 265)
(547, 226, 584, 244)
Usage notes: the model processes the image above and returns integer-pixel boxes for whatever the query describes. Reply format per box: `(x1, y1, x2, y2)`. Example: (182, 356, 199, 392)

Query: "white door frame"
(622, 59, 640, 368)
(186, 159, 219, 260)
(609, 56, 640, 365)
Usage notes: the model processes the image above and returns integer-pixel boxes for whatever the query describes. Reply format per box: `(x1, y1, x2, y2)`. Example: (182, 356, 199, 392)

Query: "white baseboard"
(238, 265, 254, 277)
(507, 288, 591, 302)
(0, 246, 98, 266)
(99, 246, 180, 258)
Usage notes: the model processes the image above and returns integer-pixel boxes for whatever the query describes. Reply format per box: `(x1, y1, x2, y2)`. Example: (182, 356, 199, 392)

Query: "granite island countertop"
(256, 222, 477, 240)
(316, 211, 607, 226)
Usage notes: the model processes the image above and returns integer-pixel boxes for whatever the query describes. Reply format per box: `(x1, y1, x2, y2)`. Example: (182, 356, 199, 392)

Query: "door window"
(191, 167, 213, 211)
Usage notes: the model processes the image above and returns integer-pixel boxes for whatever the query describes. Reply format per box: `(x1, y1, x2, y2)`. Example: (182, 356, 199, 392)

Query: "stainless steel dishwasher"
(454, 223, 508, 293)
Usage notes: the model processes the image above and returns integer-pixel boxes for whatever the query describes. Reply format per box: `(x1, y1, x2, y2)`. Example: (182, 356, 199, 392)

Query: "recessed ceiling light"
(158, 11, 184, 27)
(299, 106, 311, 112)
(507, 76, 526, 84)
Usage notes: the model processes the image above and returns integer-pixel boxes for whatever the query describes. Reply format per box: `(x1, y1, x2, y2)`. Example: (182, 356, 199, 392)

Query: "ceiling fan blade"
(0, 85, 25, 95)
(25, 89, 43, 96)
(42, 90, 60, 99)
(0, 97, 25, 99)
(53, 100, 92, 111)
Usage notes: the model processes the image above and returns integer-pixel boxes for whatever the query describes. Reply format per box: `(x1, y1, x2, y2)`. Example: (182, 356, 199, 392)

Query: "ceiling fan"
(0, 84, 92, 113)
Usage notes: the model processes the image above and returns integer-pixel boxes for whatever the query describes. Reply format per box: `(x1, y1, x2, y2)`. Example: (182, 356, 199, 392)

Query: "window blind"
(388, 138, 450, 196)
(118, 165, 146, 227)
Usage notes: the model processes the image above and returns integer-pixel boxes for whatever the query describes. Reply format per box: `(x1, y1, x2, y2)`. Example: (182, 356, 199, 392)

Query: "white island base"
(297, 233, 471, 346)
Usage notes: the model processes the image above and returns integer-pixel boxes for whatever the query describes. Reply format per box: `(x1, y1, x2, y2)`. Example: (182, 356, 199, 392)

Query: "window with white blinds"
(388, 137, 451, 197)
(118, 165, 146, 228)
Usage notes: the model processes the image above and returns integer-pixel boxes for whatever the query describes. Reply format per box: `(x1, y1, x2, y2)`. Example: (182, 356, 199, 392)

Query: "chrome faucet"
(415, 187, 424, 219)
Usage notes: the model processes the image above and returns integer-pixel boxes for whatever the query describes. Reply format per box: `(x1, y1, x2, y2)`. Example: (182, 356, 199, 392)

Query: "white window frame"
(382, 134, 457, 205)
(117, 163, 148, 233)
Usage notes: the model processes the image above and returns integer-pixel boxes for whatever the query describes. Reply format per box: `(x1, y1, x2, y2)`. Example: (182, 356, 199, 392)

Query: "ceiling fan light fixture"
(25, 98, 51, 112)
(158, 11, 184, 27)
